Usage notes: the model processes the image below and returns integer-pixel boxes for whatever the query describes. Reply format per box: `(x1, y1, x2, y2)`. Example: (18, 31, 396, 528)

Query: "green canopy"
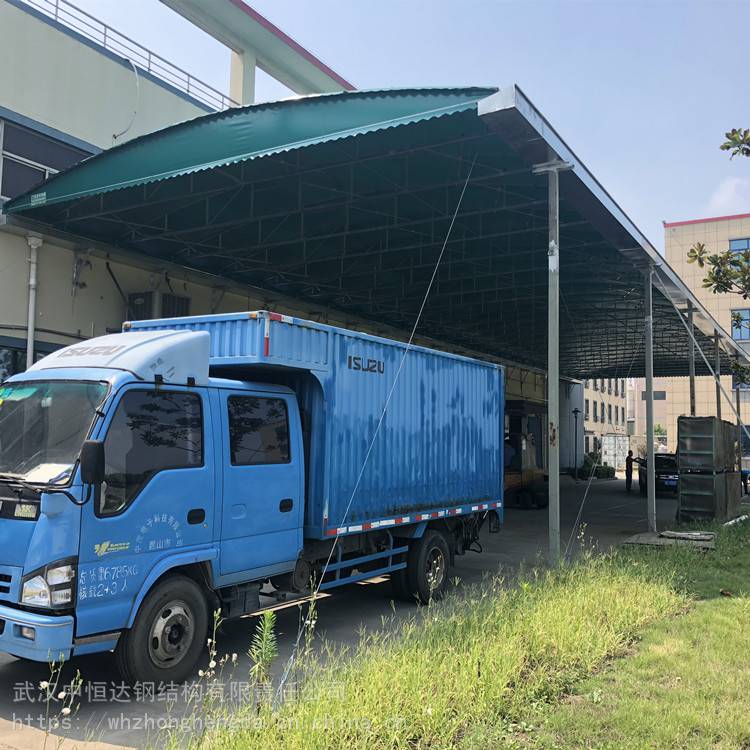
(5, 88, 496, 212)
(5, 86, 745, 378)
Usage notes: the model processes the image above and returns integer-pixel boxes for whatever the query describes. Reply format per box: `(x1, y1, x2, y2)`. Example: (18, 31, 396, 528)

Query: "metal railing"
(19, 0, 239, 111)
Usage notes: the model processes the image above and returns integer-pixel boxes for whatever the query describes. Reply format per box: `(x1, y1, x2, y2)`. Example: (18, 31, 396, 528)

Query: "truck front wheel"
(393, 530, 450, 604)
(115, 575, 209, 685)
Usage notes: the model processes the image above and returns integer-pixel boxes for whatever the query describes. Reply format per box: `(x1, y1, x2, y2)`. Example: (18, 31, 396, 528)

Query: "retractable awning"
(5, 86, 745, 378)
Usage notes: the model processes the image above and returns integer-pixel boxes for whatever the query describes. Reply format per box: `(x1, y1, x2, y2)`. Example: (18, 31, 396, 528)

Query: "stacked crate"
(677, 416, 741, 523)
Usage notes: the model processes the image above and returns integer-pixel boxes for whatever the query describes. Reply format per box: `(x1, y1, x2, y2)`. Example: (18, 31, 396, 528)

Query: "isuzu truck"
(0, 311, 503, 683)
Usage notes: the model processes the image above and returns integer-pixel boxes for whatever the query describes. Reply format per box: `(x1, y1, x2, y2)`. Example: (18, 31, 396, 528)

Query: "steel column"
(644, 265, 656, 533)
(531, 157, 571, 564)
(736, 385, 742, 427)
(687, 302, 696, 416)
(547, 166, 560, 564)
(715, 332, 722, 421)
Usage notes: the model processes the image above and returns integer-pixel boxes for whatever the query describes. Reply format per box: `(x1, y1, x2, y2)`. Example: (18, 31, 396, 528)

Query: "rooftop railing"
(19, 0, 239, 111)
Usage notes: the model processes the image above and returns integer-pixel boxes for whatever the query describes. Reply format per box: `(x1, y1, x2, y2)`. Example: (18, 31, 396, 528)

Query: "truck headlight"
(21, 576, 50, 608)
(21, 559, 77, 610)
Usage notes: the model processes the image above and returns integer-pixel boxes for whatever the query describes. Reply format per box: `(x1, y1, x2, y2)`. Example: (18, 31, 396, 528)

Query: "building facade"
(0, 0, 351, 381)
(629, 213, 750, 451)
(582, 377, 628, 456)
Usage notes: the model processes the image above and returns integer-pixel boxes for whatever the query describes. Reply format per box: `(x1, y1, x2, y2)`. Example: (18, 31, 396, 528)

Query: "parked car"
(638, 453, 678, 495)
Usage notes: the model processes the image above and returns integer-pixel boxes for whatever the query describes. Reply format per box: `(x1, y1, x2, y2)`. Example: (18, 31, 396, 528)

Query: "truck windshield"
(0, 380, 108, 485)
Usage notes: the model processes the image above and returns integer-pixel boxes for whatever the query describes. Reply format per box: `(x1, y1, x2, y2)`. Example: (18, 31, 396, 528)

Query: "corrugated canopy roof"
(5, 86, 746, 379)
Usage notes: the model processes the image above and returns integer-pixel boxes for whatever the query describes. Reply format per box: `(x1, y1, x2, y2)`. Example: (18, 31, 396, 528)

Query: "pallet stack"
(677, 415, 741, 523)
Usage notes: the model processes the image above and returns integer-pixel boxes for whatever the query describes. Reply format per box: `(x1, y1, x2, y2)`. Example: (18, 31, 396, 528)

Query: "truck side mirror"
(80, 440, 105, 485)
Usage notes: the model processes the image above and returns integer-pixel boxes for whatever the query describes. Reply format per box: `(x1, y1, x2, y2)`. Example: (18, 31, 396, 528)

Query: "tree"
(654, 423, 667, 437)
(686, 129, 750, 384)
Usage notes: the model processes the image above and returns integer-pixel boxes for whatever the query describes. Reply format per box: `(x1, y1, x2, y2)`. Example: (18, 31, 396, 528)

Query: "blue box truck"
(0, 311, 503, 683)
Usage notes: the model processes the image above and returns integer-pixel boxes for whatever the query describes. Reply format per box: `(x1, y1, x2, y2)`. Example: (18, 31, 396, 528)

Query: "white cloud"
(705, 177, 750, 216)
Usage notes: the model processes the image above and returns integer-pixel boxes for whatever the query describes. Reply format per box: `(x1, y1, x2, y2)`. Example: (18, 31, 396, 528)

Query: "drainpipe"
(25, 236, 43, 370)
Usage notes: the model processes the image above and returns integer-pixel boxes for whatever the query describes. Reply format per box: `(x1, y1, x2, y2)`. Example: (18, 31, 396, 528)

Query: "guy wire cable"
(274, 154, 478, 701)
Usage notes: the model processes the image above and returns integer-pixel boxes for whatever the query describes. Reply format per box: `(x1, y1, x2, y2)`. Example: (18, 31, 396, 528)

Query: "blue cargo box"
(126, 312, 504, 539)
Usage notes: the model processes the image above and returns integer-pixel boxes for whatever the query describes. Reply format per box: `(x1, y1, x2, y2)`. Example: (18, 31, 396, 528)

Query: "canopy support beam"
(533, 157, 572, 564)
(644, 264, 656, 533)
(687, 302, 696, 416)
(715, 332, 722, 420)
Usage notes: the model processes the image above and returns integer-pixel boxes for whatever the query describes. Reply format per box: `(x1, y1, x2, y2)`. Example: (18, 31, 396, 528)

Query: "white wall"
(0, 0, 208, 149)
(560, 381, 585, 470)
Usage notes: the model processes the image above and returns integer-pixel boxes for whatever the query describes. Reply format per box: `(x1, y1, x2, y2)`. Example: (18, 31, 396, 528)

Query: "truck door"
(76, 386, 214, 637)
(218, 390, 303, 576)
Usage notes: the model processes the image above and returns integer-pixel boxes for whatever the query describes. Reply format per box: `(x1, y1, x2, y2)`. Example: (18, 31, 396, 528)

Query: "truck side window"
(100, 390, 203, 516)
(228, 396, 290, 466)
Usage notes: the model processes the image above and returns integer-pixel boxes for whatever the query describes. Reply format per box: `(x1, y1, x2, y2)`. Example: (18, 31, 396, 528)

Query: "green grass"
(500, 521, 750, 750)
(184, 521, 750, 750)
(193, 553, 682, 750)
(459, 520, 750, 750)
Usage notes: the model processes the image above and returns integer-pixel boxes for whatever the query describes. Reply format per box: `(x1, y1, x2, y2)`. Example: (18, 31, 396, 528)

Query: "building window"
(584, 399, 590, 420)
(593, 401, 598, 422)
(608, 403, 612, 424)
(600, 378, 605, 391)
(585, 435, 590, 454)
(622, 406, 626, 423)
(732, 309, 750, 341)
(614, 379, 619, 396)
(592, 380, 598, 391)
(0, 347, 25, 381)
(607, 378, 612, 394)
(601, 401, 605, 422)
(0, 120, 90, 201)
(641, 390, 667, 401)
(730, 238, 750, 254)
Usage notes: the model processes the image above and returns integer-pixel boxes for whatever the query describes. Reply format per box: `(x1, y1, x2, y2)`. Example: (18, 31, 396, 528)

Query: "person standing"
(625, 450, 634, 492)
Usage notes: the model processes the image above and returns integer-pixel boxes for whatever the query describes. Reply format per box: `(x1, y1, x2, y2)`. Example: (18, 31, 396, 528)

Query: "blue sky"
(73, 0, 750, 253)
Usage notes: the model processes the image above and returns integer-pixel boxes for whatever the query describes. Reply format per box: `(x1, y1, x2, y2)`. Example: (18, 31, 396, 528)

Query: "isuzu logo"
(58, 345, 126, 358)
(347, 355, 384, 374)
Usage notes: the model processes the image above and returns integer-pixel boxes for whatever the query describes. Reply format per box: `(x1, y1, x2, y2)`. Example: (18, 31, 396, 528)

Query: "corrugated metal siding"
(127, 312, 503, 536)
(129, 315, 261, 360)
(321, 331, 502, 528)
(268, 320, 329, 369)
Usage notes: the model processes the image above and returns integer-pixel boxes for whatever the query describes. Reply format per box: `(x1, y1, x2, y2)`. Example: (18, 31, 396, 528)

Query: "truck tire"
(404, 530, 451, 604)
(115, 575, 209, 685)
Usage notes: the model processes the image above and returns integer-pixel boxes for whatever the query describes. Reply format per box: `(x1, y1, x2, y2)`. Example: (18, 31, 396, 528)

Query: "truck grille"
(0, 567, 21, 604)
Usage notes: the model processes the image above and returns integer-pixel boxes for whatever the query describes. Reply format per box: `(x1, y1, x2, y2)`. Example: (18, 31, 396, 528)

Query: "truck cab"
(0, 329, 307, 682)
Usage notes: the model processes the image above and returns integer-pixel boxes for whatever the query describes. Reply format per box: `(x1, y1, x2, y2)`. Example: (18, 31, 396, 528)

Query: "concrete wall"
(0, 0, 209, 149)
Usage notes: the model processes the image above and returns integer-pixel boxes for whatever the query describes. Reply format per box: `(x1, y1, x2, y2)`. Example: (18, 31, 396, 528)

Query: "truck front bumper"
(0, 602, 73, 662)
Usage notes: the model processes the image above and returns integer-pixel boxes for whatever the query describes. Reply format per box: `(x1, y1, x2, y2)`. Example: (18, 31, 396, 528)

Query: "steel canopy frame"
(4, 85, 749, 564)
(5, 86, 743, 380)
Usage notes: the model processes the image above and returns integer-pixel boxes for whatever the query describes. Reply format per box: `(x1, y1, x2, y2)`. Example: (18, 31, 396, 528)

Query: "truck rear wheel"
(395, 530, 450, 604)
(115, 575, 209, 685)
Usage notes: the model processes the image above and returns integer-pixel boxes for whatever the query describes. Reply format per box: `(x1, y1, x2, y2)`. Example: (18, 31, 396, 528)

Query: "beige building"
(0, 0, 350, 379)
(582, 378, 627, 455)
(629, 212, 750, 450)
